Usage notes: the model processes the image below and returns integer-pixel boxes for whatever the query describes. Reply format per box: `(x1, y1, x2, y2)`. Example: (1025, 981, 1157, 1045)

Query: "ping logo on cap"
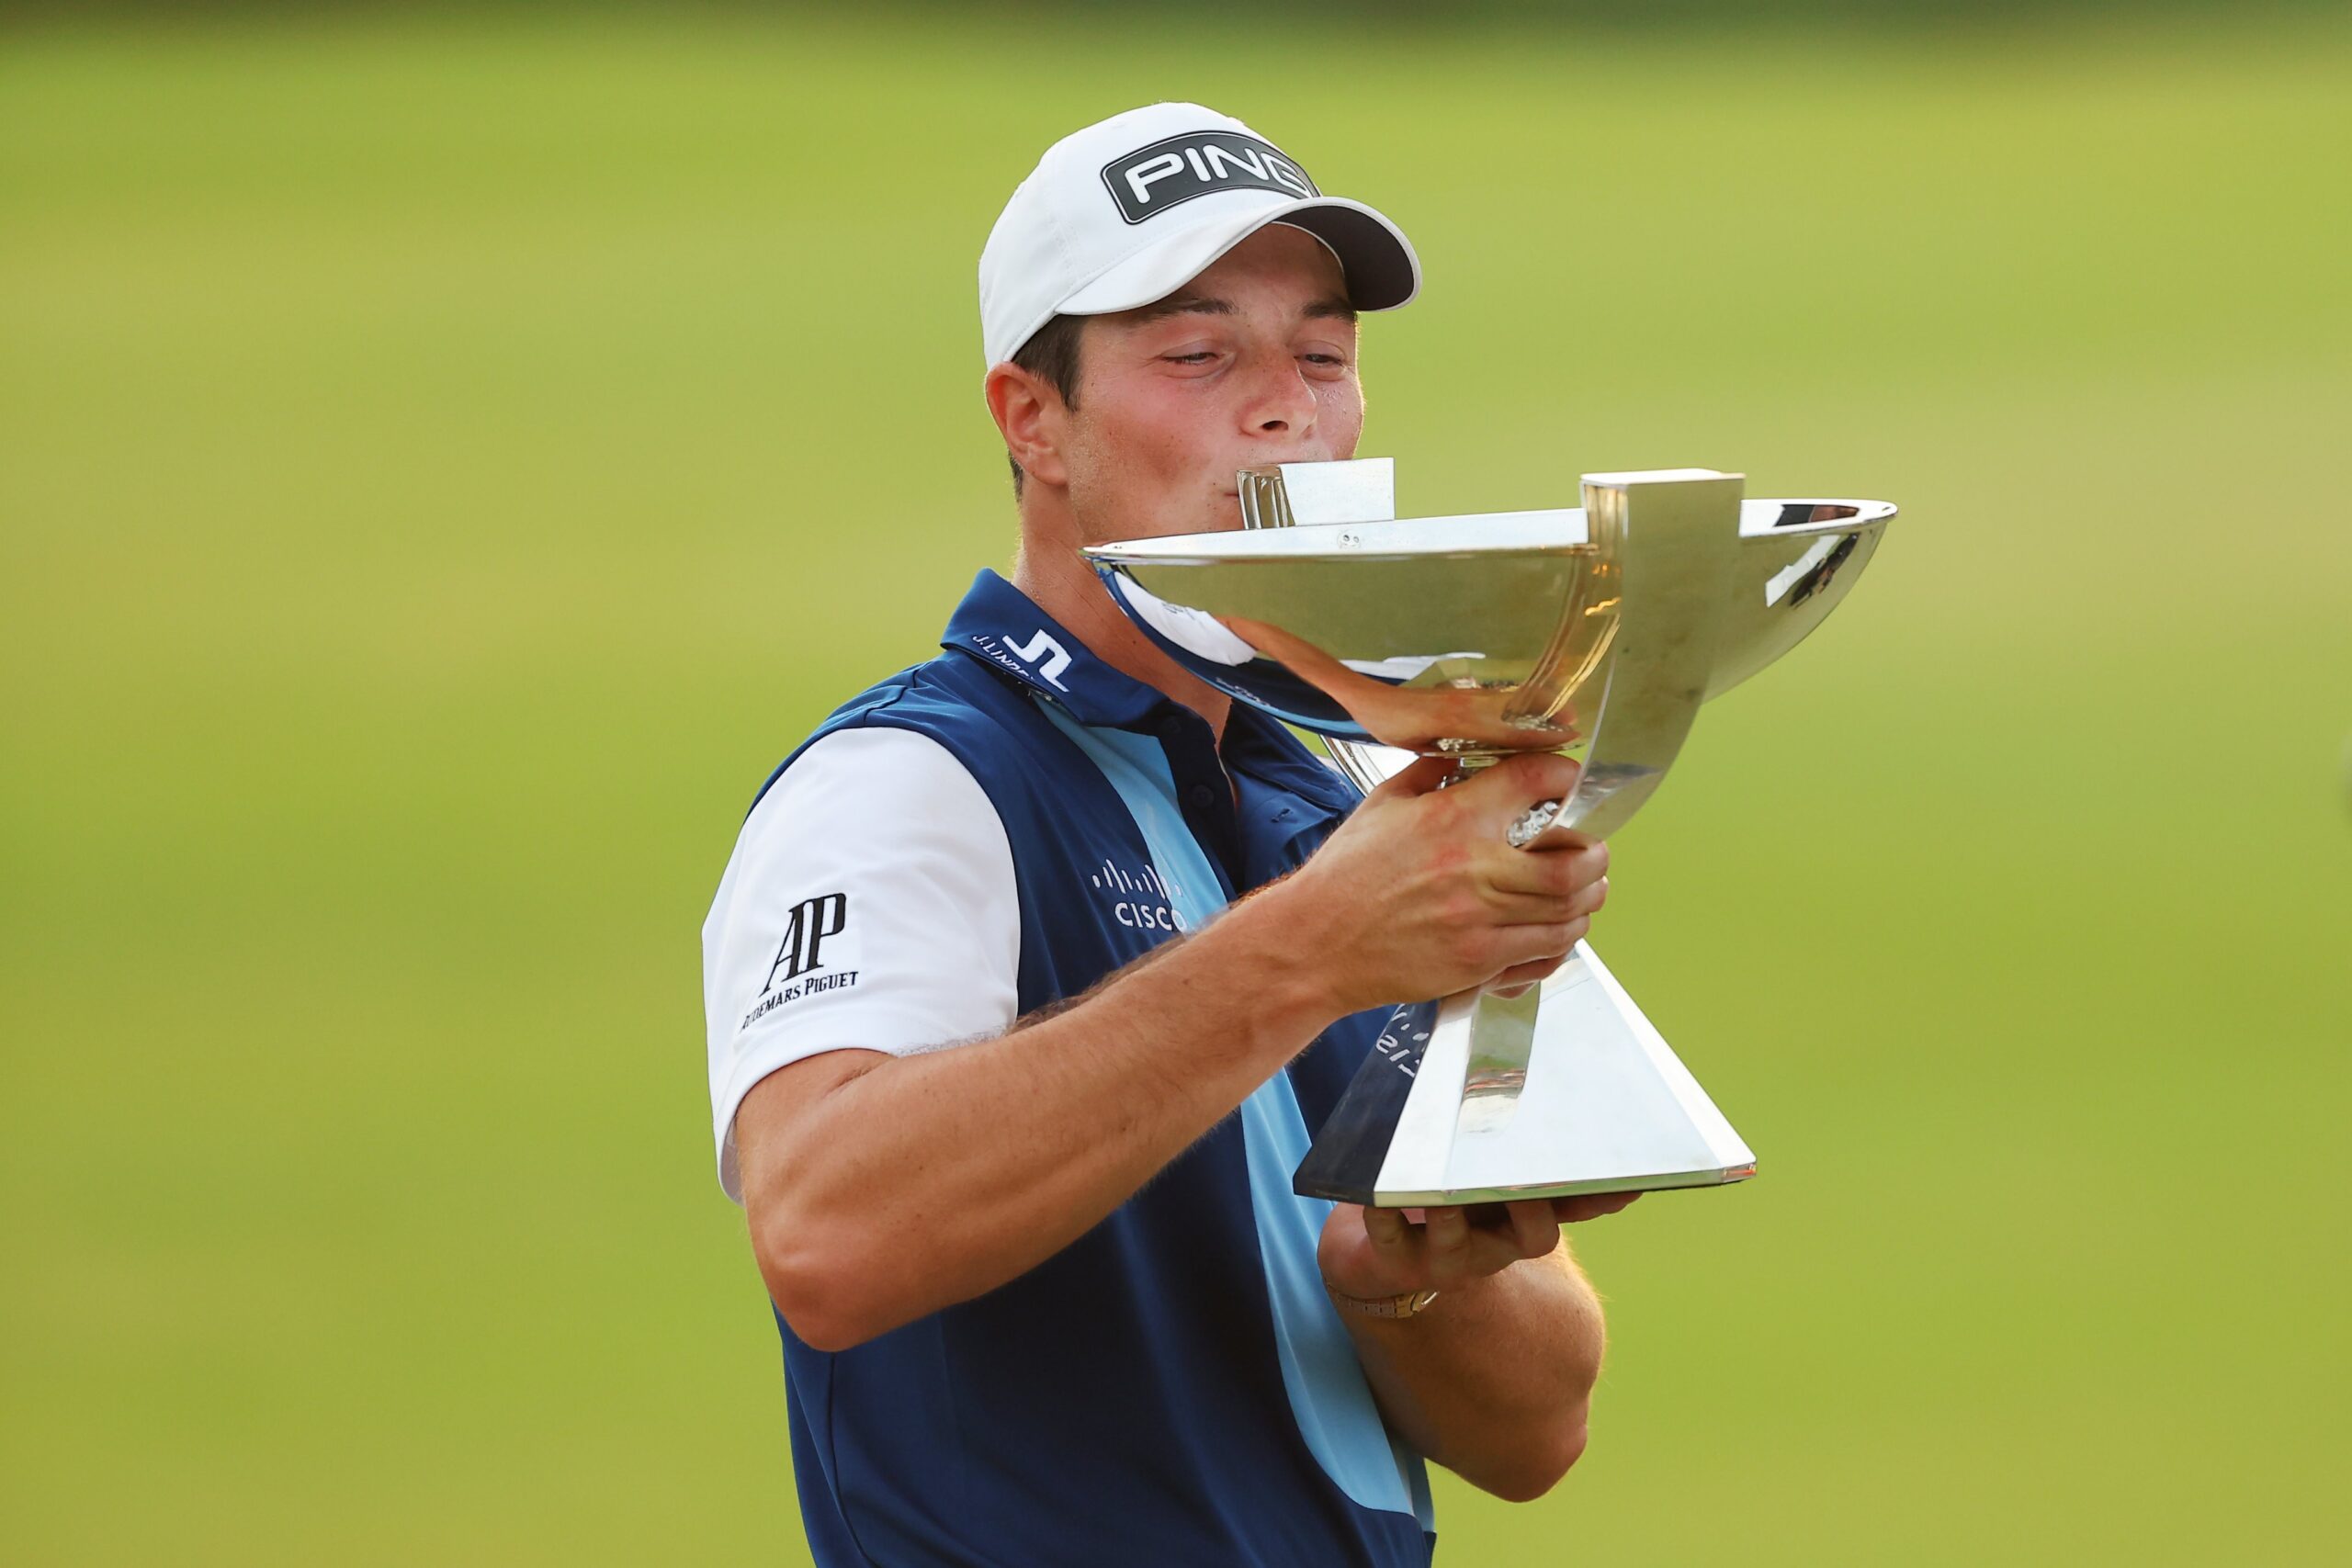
(1100, 131, 1319, 225)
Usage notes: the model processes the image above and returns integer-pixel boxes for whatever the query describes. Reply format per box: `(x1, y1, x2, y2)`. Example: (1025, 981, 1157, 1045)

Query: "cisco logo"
(1091, 857, 1183, 933)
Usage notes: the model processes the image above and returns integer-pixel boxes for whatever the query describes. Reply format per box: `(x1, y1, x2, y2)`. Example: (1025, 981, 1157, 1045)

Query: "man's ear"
(984, 362, 1071, 490)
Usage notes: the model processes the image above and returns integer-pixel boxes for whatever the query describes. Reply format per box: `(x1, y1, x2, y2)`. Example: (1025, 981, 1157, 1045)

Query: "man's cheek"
(1326, 389, 1366, 457)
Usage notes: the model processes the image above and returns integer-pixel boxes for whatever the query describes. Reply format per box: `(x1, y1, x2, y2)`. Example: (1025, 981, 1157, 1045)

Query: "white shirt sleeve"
(701, 727, 1020, 1201)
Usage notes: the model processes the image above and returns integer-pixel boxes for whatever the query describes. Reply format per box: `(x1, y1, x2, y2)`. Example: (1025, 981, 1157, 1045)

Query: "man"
(702, 103, 1627, 1566)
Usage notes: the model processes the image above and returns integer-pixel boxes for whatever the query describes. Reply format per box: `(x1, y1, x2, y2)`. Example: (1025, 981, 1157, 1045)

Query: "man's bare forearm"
(1340, 1247, 1606, 1502)
(738, 754, 1611, 1352)
(736, 883, 1342, 1349)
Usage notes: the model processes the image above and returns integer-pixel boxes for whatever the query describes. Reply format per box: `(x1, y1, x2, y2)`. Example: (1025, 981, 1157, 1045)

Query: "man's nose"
(1238, 349, 1317, 439)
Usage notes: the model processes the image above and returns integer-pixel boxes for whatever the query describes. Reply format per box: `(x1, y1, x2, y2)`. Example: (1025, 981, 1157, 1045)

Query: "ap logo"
(741, 890, 863, 1033)
(763, 892, 848, 991)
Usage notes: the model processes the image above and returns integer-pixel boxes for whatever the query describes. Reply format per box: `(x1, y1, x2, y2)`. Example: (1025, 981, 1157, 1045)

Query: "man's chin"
(1079, 493, 1245, 547)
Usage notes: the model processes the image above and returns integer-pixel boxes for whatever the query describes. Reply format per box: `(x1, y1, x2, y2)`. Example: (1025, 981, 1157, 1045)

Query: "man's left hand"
(1317, 1195, 1639, 1302)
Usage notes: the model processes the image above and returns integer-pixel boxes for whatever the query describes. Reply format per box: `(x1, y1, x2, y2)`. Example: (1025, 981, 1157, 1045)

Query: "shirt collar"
(942, 570, 1167, 730)
(940, 567, 1362, 817)
(1221, 707, 1363, 817)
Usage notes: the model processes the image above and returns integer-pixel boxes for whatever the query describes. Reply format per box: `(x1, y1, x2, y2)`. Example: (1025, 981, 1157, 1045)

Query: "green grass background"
(4, 7, 2347, 1563)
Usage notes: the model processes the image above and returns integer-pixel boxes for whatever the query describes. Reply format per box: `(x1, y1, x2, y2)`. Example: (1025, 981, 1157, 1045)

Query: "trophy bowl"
(1084, 495, 1895, 762)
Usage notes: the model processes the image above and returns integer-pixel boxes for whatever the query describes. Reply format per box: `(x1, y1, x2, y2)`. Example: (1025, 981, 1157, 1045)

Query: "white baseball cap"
(978, 102, 1421, 368)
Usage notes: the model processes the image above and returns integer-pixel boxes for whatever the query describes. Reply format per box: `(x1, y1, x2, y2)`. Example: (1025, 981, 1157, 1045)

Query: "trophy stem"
(1453, 982, 1540, 1134)
(1444, 472, 1747, 1172)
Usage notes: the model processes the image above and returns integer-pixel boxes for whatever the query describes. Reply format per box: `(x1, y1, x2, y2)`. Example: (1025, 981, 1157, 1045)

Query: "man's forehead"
(1112, 288, 1358, 329)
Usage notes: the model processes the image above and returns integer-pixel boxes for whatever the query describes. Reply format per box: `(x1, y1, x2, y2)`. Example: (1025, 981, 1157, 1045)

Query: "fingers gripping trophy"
(1083, 461, 1898, 1208)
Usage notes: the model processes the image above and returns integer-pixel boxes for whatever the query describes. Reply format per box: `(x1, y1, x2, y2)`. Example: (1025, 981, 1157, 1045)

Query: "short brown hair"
(1007, 313, 1085, 497)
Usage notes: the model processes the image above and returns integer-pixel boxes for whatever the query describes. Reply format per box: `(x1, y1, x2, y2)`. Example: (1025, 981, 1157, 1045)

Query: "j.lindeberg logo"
(969, 628, 1072, 691)
(1100, 131, 1318, 225)
(741, 892, 859, 1032)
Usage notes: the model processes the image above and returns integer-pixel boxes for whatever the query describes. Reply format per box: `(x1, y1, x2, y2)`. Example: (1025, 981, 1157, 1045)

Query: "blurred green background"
(4, 5, 2347, 1563)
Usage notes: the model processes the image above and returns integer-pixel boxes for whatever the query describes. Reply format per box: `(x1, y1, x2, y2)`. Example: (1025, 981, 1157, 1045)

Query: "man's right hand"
(1259, 752, 1610, 1018)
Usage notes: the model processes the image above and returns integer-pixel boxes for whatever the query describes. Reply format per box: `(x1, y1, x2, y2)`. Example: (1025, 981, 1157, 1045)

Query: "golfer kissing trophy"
(1083, 461, 1898, 1208)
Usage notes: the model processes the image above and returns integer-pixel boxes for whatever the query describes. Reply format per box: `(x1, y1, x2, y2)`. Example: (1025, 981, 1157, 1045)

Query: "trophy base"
(1293, 942, 1758, 1208)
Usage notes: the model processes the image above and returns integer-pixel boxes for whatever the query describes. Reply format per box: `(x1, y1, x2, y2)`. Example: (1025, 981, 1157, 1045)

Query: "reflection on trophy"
(1082, 461, 1898, 1208)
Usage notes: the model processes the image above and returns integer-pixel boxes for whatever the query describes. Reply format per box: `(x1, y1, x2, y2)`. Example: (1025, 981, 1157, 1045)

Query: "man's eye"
(1301, 353, 1347, 367)
(1164, 351, 1217, 365)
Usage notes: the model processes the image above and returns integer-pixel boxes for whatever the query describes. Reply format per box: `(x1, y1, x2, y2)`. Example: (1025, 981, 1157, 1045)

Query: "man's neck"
(1013, 516, 1235, 741)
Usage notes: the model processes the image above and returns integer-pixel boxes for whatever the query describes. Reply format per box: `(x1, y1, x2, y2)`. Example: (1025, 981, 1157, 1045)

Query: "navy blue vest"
(747, 570, 1434, 1566)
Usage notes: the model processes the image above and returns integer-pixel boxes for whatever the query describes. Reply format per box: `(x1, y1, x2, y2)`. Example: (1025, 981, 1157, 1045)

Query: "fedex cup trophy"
(1083, 463, 1898, 1208)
